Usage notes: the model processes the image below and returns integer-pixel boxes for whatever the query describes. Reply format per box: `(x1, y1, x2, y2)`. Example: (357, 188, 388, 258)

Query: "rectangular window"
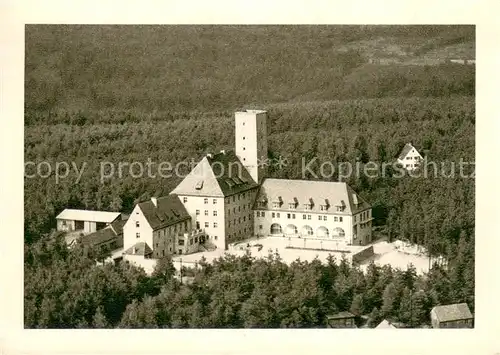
(213, 199, 217, 204)
(259, 225, 263, 230)
(136, 233, 140, 238)
(334, 217, 338, 222)
(178, 239, 184, 246)
(214, 236, 218, 240)
(190, 239, 193, 245)
(308, 215, 311, 220)
(272, 212, 275, 218)
(183, 197, 188, 203)
(204, 198, 208, 204)
(339, 217, 343, 222)
(243, 216, 246, 221)
(277, 213, 280, 218)
(324, 216, 327, 221)
(292, 214, 296, 219)
(261, 212, 265, 217)
(136, 221, 140, 227)
(273, 202, 280, 208)
(287, 213, 291, 219)
(233, 196, 236, 202)
(213, 211, 218, 217)
(318, 216, 322, 221)
(288, 203, 295, 209)
(228, 209, 230, 216)
(196, 210, 200, 216)
(204, 222, 209, 228)
(213, 222, 218, 228)
(354, 215, 356, 222)
(204, 210, 208, 216)
(304, 204, 311, 210)
(303, 214, 306, 220)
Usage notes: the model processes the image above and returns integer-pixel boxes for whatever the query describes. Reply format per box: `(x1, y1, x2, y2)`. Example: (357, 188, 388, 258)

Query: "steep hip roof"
(171, 150, 259, 197)
(253, 178, 371, 215)
(138, 194, 190, 231)
(431, 303, 473, 322)
(56, 209, 121, 223)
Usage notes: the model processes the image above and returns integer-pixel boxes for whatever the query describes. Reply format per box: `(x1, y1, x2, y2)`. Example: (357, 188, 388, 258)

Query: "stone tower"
(234, 109, 268, 184)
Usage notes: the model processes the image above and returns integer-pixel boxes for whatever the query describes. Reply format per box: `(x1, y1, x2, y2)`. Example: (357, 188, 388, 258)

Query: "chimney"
(151, 197, 157, 207)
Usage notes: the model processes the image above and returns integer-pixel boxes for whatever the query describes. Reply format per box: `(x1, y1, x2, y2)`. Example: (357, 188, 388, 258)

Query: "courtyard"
(171, 236, 433, 275)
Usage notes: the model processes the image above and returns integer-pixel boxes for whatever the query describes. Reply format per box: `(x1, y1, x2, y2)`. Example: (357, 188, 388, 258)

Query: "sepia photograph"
(23, 24, 476, 330)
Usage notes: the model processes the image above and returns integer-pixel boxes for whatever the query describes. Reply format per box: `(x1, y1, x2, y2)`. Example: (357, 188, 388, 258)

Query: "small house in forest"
(430, 303, 473, 328)
(326, 311, 357, 328)
(397, 143, 423, 171)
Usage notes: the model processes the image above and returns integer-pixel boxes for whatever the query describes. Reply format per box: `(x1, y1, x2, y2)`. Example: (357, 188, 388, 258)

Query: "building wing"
(253, 178, 370, 214)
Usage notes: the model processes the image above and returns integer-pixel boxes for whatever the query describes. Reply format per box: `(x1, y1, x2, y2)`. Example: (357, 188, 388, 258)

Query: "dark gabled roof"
(138, 194, 190, 231)
(123, 242, 153, 256)
(431, 303, 473, 322)
(81, 227, 117, 247)
(327, 311, 355, 320)
(206, 150, 259, 196)
(110, 219, 127, 235)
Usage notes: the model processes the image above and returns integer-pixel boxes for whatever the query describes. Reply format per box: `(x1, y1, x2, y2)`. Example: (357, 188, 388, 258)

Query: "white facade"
(254, 207, 372, 246)
(235, 110, 268, 184)
(123, 204, 154, 251)
(176, 195, 226, 250)
(397, 143, 423, 171)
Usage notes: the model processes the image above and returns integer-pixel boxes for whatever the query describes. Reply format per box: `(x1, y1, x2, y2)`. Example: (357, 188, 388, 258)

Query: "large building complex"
(118, 109, 373, 261)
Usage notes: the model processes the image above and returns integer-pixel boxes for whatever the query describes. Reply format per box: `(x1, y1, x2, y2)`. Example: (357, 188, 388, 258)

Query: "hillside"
(25, 25, 475, 112)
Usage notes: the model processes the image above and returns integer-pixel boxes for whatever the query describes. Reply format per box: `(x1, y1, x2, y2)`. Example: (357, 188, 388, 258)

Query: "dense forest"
(24, 25, 475, 328)
(24, 233, 473, 328)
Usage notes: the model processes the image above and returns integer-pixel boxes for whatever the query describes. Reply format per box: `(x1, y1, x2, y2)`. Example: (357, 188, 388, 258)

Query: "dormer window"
(273, 202, 280, 208)
(304, 203, 312, 210)
(288, 203, 296, 209)
(320, 205, 328, 211)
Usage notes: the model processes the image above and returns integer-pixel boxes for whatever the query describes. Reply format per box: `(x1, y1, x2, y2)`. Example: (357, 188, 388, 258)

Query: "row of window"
(155, 235, 198, 249)
(256, 211, 344, 222)
(228, 203, 252, 215)
(405, 156, 420, 160)
(196, 209, 219, 217)
(183, 193, 253, 205)
(228, 214, 252, 226)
